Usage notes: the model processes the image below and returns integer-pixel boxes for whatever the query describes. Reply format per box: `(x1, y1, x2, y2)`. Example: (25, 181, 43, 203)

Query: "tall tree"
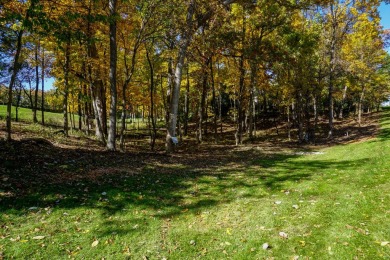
(1, 0, 34, 141)
(107, 0, 118, 151)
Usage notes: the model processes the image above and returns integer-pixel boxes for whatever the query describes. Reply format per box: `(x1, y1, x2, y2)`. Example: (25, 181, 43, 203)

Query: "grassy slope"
(0, 105, 65, 126)
(0, 110, 390, 259)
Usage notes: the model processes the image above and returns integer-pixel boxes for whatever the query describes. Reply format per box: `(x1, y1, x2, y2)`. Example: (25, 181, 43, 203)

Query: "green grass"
(0, 105, 66, 126)
(1, 110, 390, 259)
(0, 105, 165, 130)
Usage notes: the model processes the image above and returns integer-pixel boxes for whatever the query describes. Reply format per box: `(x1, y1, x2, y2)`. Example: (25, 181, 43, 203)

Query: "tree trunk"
(107, 0, 118, 151)
(6, 29, 24, 141)
(63, 38, 70, 137)
(146, 47, 157, 151)
(119, 88, 127, 151)
(313, 95, 318, 144)
(184, 65, 190, 136)
(328, 5, 337, 138)
(69, 105, 74, 130)
(78, 91, 82, 130)
(210, 57, 218, 142)
(166, 0, 196, 153)
(92, 81, 106, 144)
(339, 85, 347, 119)
(236, 54, 245, 146)
(248, 62, 257, 139)
(287, 104, 291, 141)
(297, 93, 304, 143)
(15, 84, 22, 122)
(33, 41, 39, 123)
(220, 91, 223, 134)
(358, 87, 365, 127)
(87, 42, 106, 144)
(197, 59, 209, 143)
(41, 46, 45, 125)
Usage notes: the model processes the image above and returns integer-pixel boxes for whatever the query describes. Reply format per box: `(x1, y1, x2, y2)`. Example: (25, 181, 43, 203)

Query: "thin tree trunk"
(41, 46, 45, 125)
(6, 29, 24, 141)
(119, 89, 127, 151)
(63, 38, 70, 137)
(15, 84, 22, 122)
(197, 59, 209, 143)
(78, 90, 82, 130)
(236, 54, 245, 146)
(313, 95, 318, 144)
(184, 65, 190, 136)
(248, 62, 256, 139)
(166, 0, 196, 153)
(287, 104, 291, 141)
(69, 105, 74, 130)
(339, 85, 347, 119)
(146, 47, 157, 151)
(119, 39, 142, 151)
(358, 87, 365, 127)
(33, 41, 39, 123)
(210, 56, 218, 142)
(328, 5, 336, 138)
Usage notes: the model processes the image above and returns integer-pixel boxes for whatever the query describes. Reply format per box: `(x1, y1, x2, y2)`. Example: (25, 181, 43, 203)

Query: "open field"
(0, 109, 389, 259)
(0, 105, 66, 126)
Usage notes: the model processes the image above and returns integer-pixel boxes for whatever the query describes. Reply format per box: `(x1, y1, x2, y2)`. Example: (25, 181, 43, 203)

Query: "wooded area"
(2, 1, 390, 258)
(1, 0, 390, 152)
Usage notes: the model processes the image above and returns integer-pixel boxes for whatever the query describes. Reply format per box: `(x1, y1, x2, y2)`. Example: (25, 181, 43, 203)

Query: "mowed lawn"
(1, 110, 390, 259)
(0, 105, 66, 126)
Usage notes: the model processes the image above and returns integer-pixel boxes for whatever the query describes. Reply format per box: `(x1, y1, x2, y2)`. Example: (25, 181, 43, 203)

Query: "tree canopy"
(1, 0, 389, 150)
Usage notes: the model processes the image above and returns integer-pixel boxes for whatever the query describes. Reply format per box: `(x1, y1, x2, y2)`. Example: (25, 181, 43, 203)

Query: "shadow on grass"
(0, 135, 376, 237)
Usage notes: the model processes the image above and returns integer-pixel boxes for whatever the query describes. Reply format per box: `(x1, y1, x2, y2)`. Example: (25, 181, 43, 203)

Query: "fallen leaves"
(91, 240, 99, 247)
(279, 232, 288, 239)
(345, 224, 369, 235)
(32, 236, 45, 240)
(226, 228, 232, 235)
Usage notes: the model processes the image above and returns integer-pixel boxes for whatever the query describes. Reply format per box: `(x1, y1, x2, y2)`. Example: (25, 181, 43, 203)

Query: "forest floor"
(0, 109, 389, 259)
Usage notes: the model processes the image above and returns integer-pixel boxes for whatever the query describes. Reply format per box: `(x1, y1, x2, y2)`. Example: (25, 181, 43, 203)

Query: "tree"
(1, 0, 33, 141)
(107, 0, 118, 151)
(342, 2, 386, 126)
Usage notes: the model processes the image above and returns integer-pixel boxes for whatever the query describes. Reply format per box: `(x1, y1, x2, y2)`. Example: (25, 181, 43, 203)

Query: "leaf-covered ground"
(0, 110, 389, 259)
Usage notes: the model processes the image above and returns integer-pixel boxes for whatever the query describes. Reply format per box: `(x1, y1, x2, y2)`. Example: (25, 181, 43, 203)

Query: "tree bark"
(33, 41, 39, 123)
(358, 87, 365, 127)
(107, 0, 118, 151)
(184, 65, 190, 136)
(41, 46, 45, 125)
(210, 56, 218, 142)
(313, 95, 318, 144)
(339, 85, 347, 119)
(146, 47, 157, 151)
(63, 38, 70, 137)
(78, 91, 82, 130)
(248, 61, 257, 139)
(166, 0, 196, 153)
(90, 80, 106, 144)
(15, 84, 22, 122)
